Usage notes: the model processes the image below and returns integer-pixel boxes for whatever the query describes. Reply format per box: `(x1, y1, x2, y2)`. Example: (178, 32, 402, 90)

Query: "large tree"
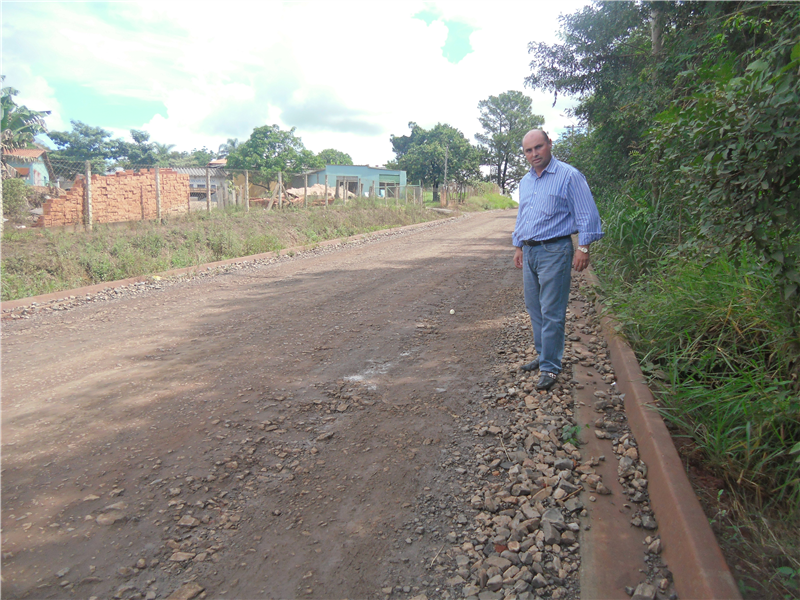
(525, 1, 656, 193)
(389, 122, 480, 202)
(48, 120, 128, 174)
(226, 125, 322, 187)
(526, 1, 800, 299)
(317, 148, 353, 166)
(217, 138, 239, 158)
(122, 129, 157, 166)
(475, 90, 544, 194)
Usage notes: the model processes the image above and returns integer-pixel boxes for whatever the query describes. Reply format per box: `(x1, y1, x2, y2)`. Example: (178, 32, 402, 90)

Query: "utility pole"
(442, 145, 448, 207)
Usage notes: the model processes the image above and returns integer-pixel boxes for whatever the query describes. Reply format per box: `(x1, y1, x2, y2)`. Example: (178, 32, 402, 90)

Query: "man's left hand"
(573, 251, 590, 272)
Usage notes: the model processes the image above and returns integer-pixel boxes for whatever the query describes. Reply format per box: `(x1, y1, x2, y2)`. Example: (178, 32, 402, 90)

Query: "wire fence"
(4, 155, 499, 230)
(16, 157, 430, 229)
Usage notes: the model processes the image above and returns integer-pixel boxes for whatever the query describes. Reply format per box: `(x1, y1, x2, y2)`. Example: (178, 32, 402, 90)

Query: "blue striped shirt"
(512, 156, 604, 248)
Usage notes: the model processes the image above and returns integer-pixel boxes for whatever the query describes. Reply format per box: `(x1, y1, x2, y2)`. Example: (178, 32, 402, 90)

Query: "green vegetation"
(47, 120, 217, 173)
(225, 124, 322, 188)
(0, 201, 450, 301)
(317, 148, 353, 166)
(1, 77, 51, 190)
(461, 192, 516, 212)
(1, 77, 50, 157)
(476, 90, 544, 195)
(1, 178, 31, 222)
(388, 122, 481, 204)
(531, 3, 799, 597)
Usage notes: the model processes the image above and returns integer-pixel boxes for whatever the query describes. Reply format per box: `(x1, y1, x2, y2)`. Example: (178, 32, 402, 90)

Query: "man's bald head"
(522, 129, 551, 147)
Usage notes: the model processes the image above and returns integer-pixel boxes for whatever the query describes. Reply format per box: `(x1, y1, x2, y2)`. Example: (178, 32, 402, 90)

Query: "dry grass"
(1, 200, 450, 301)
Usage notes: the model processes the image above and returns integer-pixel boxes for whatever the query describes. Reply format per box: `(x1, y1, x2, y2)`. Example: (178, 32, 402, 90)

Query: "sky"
(2, 1, 589, 168)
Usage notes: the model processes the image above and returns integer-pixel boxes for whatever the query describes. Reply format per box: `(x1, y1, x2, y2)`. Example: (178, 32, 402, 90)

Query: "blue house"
(4, 148, 53, 186)
(291, 165, 407, 199)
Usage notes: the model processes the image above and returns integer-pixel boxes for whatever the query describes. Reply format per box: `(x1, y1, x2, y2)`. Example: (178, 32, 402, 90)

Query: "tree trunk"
(650, 2, 664, 55)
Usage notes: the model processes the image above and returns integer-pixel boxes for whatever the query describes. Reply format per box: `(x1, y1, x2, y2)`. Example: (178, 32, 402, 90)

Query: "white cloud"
(2, 64, 66, 132)
(3, 0, 588, 164)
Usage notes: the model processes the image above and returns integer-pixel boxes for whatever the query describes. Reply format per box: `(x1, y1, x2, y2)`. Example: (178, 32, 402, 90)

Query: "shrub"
(2, 179, 31, 223)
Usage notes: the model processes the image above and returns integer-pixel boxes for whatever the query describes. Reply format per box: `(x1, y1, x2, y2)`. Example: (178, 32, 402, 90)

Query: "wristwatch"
(577, 246, 589, 254)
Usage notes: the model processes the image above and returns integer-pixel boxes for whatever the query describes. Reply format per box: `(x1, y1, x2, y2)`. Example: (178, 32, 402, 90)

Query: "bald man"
(512, 129, 604, 390)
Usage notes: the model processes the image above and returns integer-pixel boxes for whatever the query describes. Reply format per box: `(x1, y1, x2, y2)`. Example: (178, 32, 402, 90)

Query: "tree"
(0, 81, 50, 234)
(121, 129, 157, 166)
(48, 120, 127, 168)
(525, 1, 657, 193)
(226, 125, 323, 186)
(317, 148, 353, 166)
(475, 91, 544, 194)
(153, 142, 176, 166)
(1, 79, 50, 178)
(217, 138, 239, 158)
(390, 122, 480, 202)
(166, 147, 216, 168)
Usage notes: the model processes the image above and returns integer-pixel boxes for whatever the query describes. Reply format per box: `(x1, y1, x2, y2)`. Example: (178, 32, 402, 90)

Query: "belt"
(521, 234, 572, 247)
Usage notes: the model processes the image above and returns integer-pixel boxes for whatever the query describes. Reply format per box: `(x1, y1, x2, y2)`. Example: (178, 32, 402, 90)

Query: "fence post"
(304, 173, 308, 209)
(245, 170, 250, 212)
(155, 166, 161, 221)
(206, 167, 211, 212)
(84, 160, 93, 231)
(278, 171, 283, 209)
(324, 175, 328, 209)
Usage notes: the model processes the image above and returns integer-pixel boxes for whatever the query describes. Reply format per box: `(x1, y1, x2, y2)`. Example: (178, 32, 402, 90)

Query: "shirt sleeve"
(567, 172, 604, 246)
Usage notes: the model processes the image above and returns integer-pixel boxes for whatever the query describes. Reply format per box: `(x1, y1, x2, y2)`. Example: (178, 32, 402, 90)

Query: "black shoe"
(521, 358, 540, 372)
(536, 372, 558, 391)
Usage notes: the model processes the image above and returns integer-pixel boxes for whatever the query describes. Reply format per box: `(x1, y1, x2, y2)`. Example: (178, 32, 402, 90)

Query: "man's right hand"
(514, 247, 523, 269)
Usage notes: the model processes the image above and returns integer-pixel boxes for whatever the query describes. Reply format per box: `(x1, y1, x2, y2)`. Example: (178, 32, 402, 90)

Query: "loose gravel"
(3, 217, 679, 600)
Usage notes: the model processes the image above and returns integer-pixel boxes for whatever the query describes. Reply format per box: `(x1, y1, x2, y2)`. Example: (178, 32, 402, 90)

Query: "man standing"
(513, 129, 603, 390)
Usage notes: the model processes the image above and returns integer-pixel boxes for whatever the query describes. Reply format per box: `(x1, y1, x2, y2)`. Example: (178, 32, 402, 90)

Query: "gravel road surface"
(2, 211, 672, 600)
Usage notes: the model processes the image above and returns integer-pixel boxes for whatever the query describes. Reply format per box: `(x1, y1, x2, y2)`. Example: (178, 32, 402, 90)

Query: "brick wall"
(36, 169, 190, 228)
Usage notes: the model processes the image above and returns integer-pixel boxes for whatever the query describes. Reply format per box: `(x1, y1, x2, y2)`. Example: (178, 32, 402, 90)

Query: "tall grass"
(461, 193, 517, 211)
(594, 193, 800, 511)
(0, 201, 445, 301)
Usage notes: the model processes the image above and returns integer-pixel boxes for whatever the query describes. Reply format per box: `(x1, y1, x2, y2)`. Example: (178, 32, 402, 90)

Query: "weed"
(561, 423, 586, 447)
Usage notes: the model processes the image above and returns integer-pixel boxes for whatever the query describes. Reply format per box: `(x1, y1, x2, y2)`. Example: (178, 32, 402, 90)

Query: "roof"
(5, 148, 46, 159)
(302, 164, 402, 175)
(172, 167, 227, 177)
(207, 158, 227, 167)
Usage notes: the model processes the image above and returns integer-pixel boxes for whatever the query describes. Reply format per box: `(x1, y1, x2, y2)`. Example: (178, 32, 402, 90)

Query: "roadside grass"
(594, 192, 800, 599)
(1, 200, 447, 301)
(461, 193, 517, 211)
(421, 189, 516, 211)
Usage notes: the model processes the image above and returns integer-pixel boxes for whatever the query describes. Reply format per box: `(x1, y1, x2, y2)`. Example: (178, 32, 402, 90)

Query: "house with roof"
(290, 165, 407, 199)
(172, 167, 228, 202)
(4, 148, 54, 186)
(207, 158, 227, 168)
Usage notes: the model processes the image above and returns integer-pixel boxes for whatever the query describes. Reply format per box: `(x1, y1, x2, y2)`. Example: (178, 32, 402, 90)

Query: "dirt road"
(2, 210, 679, 600)
(0, 211, 529, 598)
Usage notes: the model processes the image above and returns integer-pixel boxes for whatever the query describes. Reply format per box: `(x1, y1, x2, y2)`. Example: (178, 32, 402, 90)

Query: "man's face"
(523, 131, 552, 173)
